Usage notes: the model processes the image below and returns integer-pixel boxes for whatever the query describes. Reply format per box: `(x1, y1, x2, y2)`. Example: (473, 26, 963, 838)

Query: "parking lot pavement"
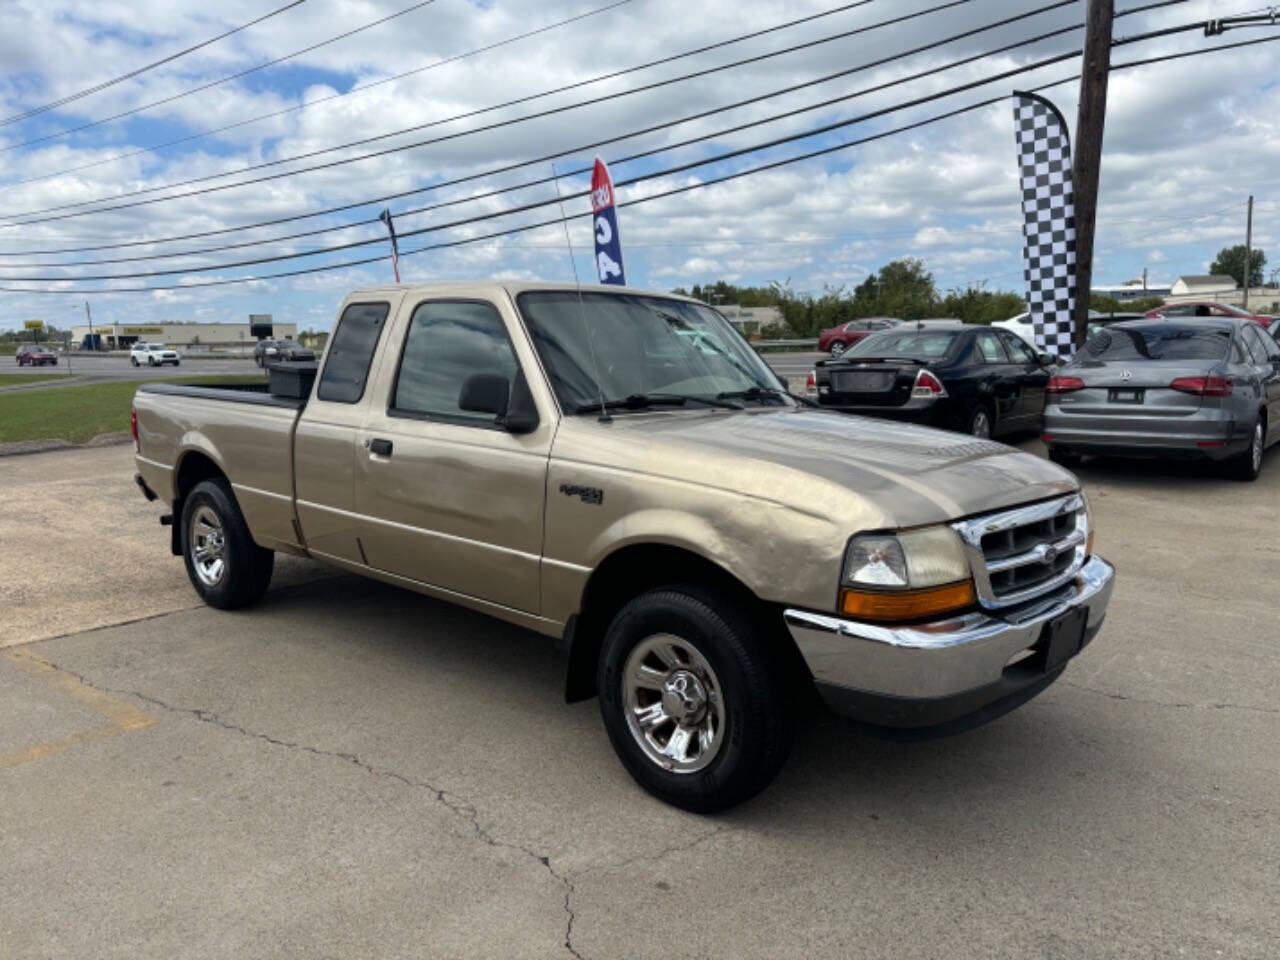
(2, 442, 1278, 958)
(762, 350, 822, 386)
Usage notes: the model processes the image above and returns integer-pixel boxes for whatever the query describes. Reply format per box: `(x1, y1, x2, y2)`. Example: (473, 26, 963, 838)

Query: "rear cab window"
(317, 302, 390, 403)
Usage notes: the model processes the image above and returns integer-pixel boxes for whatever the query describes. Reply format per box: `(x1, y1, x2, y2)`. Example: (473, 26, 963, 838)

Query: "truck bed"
(138, 381, 307, 410)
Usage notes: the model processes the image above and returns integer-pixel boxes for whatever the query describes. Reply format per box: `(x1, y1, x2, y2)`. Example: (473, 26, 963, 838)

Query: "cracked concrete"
(2, 440, 1277, 957)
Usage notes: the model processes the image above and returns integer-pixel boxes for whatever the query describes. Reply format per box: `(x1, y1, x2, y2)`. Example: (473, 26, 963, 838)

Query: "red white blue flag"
(379, 207, 401, 283)
(590, 158, 625, 286)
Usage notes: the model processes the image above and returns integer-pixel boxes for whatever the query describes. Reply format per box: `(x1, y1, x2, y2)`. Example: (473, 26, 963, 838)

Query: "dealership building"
(69, 317, 296, 350)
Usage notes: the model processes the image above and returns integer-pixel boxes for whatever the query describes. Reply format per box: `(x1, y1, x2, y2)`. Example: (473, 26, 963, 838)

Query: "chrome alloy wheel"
(189, 505, 227, 587)
(622, 633, 725, 774)
(1252, 421, 1264, 473)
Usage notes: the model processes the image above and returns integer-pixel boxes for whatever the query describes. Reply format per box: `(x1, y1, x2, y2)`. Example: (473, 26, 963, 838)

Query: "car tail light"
(911, 369, 947, 398)
(1047, 375, 1085, 394)
(130, 405, 139, 452)
(1170, 375, 1232, 397)
(805, 370, 816, 395)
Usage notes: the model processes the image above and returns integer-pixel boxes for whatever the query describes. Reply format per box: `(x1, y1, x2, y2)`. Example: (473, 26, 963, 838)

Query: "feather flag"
(379, 208, 401, 284)
(590, 158, 625, 286)
(1012, 91, 1077, 358)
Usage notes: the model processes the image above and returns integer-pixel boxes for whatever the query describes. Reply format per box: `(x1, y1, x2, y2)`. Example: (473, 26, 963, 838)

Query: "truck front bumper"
(784, 555, 1115, 733)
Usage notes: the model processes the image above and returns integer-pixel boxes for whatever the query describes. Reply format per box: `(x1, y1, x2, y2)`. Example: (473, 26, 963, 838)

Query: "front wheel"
(131, 357, 139, 367)
(173, 360, 180, 366)
(597, 585, 793, 813)
(1225, 417, 1265, 482)
(181, 478, 275, 609)
(829, 341, 846, 358)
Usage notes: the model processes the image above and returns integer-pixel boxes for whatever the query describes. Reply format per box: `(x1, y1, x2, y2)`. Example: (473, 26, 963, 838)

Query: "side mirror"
(459, 372, 509, 417)
(502, 369, 540, 434)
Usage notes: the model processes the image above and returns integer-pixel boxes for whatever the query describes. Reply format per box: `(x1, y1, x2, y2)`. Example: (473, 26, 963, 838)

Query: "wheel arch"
(563, 542, 805, 703)
(170, 449, 230, 555)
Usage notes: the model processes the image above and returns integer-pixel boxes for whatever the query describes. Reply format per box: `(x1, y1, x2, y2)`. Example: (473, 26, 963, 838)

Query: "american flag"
(379, 208, 401, 283)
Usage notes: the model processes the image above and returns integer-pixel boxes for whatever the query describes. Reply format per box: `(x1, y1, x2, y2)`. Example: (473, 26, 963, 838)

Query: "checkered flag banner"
(1013, 91, 1077, 358)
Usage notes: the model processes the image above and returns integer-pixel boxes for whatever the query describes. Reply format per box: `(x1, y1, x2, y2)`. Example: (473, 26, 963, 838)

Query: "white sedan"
(130, 342, 180, 367)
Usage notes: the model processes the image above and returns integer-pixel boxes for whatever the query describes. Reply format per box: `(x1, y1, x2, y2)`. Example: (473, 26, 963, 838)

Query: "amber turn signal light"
(840, 580, 976, 621)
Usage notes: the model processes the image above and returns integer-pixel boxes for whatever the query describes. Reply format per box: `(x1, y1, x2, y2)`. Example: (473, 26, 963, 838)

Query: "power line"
(0, 0, 1176, 261)
(0, 15, 1094, 270)
(2, 7, 1267, 293)
(0, 0, 307, 128)
(0, 0, 965, 221)
(3, 0, 1080, 227)
(0, 0, 438, 151)
(0, 0, 636, 191)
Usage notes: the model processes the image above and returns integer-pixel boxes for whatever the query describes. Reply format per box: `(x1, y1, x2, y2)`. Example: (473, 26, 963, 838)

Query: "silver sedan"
(1042, 318, 1280, 481)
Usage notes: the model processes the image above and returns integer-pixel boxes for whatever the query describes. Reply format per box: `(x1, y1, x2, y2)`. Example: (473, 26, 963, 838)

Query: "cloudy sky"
(0, 0, 1276, 332)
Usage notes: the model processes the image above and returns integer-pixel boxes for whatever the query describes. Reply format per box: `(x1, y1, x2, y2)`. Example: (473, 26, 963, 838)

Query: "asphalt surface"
(0, 355, 261, 391)
(2, 436, 1278, 957)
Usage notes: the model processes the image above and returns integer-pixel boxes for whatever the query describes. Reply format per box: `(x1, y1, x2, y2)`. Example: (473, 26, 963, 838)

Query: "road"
(0, 355, 261, 390)
(2, 441, 1276, 958)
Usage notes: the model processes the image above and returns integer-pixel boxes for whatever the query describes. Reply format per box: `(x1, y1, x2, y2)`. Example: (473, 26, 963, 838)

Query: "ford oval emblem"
(1120, 369, 1133, 382)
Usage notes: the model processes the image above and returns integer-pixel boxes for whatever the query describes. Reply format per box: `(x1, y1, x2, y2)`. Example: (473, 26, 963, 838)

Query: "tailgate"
(819, 361, 918, 406)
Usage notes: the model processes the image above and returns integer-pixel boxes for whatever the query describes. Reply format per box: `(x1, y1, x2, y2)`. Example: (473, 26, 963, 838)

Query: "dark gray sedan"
(1043, 318, 1280, 481)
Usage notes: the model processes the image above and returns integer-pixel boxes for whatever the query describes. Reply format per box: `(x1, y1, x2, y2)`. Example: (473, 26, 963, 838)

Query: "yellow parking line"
(0, 649, 157, 770)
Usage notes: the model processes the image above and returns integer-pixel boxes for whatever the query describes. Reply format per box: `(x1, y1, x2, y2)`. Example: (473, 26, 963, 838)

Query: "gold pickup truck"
(133, 282, 1116, 811)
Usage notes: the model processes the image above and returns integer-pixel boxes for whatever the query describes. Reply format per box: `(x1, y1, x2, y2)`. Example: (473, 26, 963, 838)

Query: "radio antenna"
(551, 161, 610, 423)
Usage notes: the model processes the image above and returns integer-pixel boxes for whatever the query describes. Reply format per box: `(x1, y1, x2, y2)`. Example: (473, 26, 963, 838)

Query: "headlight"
(840, 525, 975, 621)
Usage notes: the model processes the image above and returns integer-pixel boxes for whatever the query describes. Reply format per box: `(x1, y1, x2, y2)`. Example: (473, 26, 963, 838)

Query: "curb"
(0, 432, 132, 459)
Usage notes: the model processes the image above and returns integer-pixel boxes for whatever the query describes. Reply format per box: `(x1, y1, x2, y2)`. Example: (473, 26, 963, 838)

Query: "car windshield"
(517, 291, 787, 412)
(844, 329, 959, 360)
(1080, 324, 1230, 361)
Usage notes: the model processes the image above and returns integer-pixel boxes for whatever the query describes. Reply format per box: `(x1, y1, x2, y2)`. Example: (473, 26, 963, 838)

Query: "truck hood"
(556, 407, 1077, 529)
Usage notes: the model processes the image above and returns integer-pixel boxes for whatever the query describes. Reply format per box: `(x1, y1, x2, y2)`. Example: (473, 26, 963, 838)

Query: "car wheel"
(131, 357, 139, 366)
(255, 356, 263, 368)
(597, 585, 794, 813)
(967, 404, 993, 439)
(180, 478, 275, 609)
(829, 341, 846, 358)
(1048, 446, 1082, 467)
(173, 360, 180, 366)
(1226, 417, 1265, 482)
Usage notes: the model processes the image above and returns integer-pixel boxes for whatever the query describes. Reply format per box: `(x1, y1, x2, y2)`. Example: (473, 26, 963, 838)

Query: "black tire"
(173, 360, 180, 366)
(1225, 416, 1265, 482)
(255, 355, 263, 368)
(180, 478, 274, 609)
(131, 357, 139, 367)
(597, 585, 793, 813)
(966, 402, 994, 439)
(1047, 445, 1082, 467)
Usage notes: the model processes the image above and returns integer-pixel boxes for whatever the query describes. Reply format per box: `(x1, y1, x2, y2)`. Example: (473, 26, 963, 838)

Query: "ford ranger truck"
(133, 283, 1116, 812)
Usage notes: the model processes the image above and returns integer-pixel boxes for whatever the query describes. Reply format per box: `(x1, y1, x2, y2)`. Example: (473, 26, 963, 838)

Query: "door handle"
(368, 438, 393, 457)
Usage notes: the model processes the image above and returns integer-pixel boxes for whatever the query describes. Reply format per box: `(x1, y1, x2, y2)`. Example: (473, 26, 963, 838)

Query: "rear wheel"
(967, 404, 993, 439)
(597, 585, 793, 813)
(181, 478, 274, 609)
(1226, 417, 1265, 482)
(829, 341, 846, 358)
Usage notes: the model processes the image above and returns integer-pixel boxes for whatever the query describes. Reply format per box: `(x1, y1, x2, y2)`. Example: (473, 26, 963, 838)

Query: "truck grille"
(951, 494, 1089, 609)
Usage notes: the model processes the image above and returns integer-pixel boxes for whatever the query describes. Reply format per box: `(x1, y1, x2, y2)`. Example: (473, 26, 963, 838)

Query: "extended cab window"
(318, 302, 389, 403)
(391, 300, 518, 423)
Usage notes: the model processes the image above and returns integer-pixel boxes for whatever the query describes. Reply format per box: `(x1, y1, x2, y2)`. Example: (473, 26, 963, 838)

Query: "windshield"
(1079, 324, 1230, 362)
(845, 329, 960, 360)
(517, 291, 788, 412)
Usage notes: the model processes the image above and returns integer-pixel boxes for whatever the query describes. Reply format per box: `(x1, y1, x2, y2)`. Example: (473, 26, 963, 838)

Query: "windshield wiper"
(716, 385, 790, 404)
(572, 392, 744, 415)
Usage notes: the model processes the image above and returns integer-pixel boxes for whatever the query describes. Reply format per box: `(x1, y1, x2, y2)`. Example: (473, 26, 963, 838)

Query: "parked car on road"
(1042, 318, 1280, 480)
(812, 323, 1055, 438)
(995, 309, 1103, 346)
(1145, 301, 1276, 331)
(130, 342, 179, 367)
(817, 317, 899, 357)
(132, 282, 1115, 812)
(15, 343, 58, 366)
(253, 338, 314, 366)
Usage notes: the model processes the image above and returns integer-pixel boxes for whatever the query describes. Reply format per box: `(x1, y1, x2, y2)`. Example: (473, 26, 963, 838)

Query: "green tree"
(1209, 244, 1266, 288)
(853, 258, 937, 319)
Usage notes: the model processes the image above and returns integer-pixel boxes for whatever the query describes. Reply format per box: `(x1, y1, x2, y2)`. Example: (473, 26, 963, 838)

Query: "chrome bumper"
(784, 555, 1115, 702)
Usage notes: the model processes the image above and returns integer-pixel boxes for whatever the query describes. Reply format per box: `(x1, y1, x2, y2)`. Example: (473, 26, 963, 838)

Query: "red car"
(15, 344, 58, 366)
(1145, 301, 1275, 330)
(817, 317, 899, 357)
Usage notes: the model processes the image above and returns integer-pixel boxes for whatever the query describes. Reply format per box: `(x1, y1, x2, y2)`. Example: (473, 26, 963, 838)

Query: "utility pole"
(1071, 0, 1113, 350)
(1243, 195, 1253, 309)
(1142, 267, 1147, 294)
(84, 300, 94, 350)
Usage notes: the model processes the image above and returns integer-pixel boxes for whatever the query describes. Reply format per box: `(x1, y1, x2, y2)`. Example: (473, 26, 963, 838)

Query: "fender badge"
(560, 483, 603, 505)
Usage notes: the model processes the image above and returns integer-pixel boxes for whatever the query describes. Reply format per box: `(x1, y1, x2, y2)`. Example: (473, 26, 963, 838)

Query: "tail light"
(805, 370, 816, 395)
(1170, 375, 1232, 397)
(130, 405, 139, 452)
(1047, 375, 1085, 394)
(911, 369, 947, 398)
